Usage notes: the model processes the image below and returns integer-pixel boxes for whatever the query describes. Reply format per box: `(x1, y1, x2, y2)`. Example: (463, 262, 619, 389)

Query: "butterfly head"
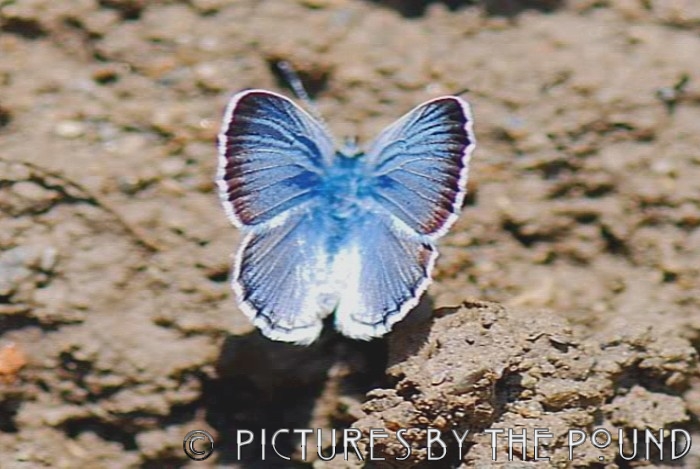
(340, 136, 363, 158)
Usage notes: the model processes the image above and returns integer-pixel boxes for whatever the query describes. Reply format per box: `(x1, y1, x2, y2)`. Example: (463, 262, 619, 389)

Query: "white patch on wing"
(232, 211, 341, 345)
(331, 242, 381, 340)
(332, 242, 363, 304)
(299, 243, 337, 316)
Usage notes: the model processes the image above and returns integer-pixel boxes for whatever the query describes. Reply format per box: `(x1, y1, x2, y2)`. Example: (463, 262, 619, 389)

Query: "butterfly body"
(317, 152, 370, 220)
(218, 90, 475, 344)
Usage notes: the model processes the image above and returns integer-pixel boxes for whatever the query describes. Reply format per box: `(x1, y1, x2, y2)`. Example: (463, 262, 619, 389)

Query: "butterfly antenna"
(452, 87, 471, 97)
(276, 61, 329, 126)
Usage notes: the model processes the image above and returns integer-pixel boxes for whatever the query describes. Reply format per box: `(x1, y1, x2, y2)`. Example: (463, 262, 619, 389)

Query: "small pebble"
(54, 120, 85, 139)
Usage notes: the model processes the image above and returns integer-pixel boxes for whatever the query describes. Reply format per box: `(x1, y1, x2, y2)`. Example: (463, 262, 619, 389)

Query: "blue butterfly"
(217, 90, 475, 344)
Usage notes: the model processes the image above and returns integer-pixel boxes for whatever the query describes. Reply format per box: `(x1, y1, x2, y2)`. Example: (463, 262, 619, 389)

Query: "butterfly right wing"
(333, 212, 437, 340)
(332, 97, 475, 339)
(365, 96, 475, 238)
(217, 89, 335, 227)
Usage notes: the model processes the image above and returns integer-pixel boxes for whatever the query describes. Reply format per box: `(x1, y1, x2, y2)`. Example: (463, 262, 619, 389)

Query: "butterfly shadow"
(201, 323, 389, 465)
(198, 295, 451, 465)
(382, 294, 464, 371)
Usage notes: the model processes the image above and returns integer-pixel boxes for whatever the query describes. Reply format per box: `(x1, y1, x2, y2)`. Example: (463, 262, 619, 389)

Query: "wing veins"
(384, 175, 441, 203)
(244, 217, 304, 285)
(230, 166, 307, 186)
(233, 161, 321, 177)
(251, 189, 314, 221)
(376, 156, 440, 175)
(401, 168, 448, 184)
(231, 116, 328, 161)
(235, 114, 304, 141)
(373, 191, 424, 230)
(229, 132, 321, 159)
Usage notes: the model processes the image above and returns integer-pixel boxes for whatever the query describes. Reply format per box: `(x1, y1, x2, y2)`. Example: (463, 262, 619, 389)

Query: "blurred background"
(1, 0, 699, 467)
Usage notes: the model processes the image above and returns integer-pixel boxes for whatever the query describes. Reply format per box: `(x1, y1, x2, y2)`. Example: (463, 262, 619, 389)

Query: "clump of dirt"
(346, 300, 696, 466)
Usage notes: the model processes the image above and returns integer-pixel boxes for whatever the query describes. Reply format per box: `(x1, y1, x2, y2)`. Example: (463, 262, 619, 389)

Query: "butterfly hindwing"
(233, 210, 335, 344)
(334, 213, 437, 339)
(366, 96, 475, 238)
(217, 90, 335, 227)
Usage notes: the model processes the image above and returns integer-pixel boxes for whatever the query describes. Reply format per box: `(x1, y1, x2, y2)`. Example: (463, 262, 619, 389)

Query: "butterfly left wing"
(217, 90, 339, 343)
(365, 96, 475, 238)
(217, 89, 335, 228)
(233, 210, 336, 344)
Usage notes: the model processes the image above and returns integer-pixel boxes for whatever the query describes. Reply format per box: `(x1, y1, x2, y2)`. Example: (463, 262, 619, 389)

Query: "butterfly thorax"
(319, 151, 372, 221)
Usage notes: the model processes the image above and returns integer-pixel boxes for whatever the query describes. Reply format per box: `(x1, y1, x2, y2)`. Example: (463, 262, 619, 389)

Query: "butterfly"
(217, 90, 475, 344)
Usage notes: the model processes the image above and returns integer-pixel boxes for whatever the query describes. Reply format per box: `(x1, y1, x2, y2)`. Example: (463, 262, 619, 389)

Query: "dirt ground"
(1, 0, 700, 467)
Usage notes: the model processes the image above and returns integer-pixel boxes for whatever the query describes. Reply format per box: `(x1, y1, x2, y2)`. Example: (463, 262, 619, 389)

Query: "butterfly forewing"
(366, 97, 475, 238)
(217, 90, 335, 227)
